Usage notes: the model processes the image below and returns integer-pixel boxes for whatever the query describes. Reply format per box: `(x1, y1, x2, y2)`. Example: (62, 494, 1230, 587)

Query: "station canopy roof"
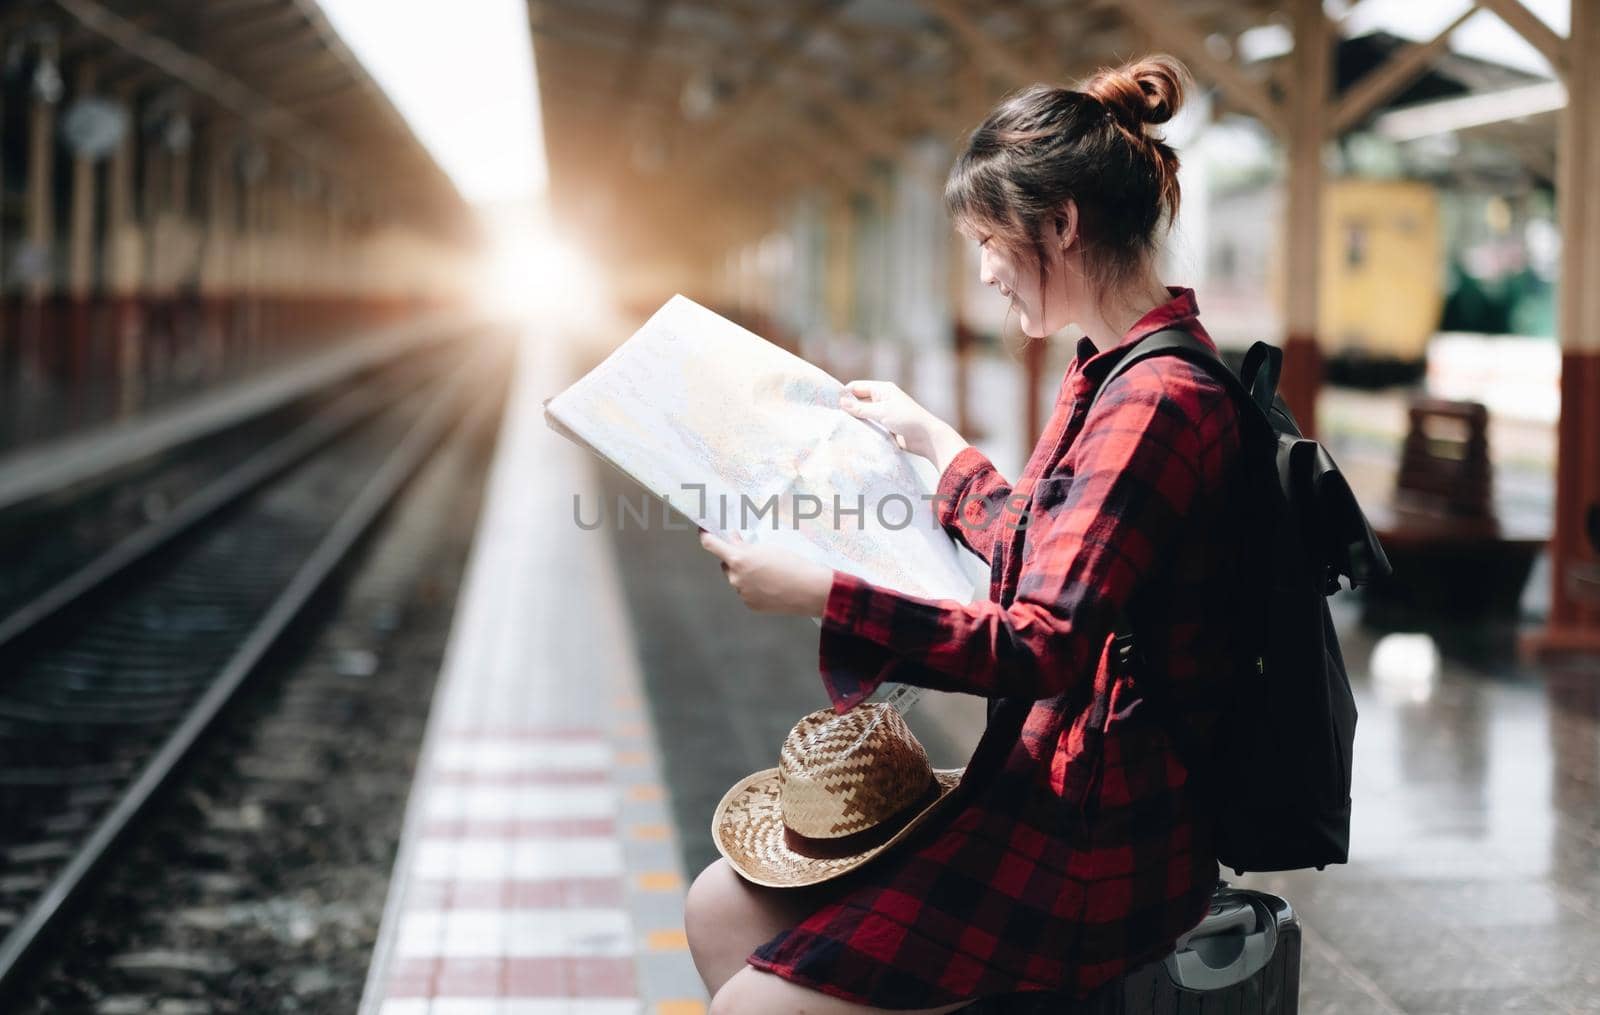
(526, 0, 1564, 275)
(35, 0, 471, 241)
(528, 0, 1300, 271)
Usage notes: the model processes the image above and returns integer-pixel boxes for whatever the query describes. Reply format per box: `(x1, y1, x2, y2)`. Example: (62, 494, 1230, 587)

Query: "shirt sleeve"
(817, 359, 1233, 714)
(933, 444, 1016, 568)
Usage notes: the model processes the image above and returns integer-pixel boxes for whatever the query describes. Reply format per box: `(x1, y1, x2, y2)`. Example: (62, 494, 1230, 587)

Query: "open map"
(541, 293, 980, 617)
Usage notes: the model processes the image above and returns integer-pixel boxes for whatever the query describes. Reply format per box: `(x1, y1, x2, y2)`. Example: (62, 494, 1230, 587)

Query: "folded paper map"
(541, 294, 981, 621)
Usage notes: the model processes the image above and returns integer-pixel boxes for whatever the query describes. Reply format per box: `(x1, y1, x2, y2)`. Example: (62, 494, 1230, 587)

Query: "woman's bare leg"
(710, 965, 976, 1014)
(684, 857, 866, 997)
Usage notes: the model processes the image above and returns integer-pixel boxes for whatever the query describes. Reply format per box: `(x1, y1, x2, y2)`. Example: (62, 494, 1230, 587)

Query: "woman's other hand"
(838, 380, 970, 473)
(698, 529, 833, 616)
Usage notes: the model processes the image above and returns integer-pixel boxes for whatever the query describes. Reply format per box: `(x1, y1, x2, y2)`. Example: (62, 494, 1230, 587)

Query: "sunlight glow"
(473, 203, 605, 326)
(318, 0, 544, 205)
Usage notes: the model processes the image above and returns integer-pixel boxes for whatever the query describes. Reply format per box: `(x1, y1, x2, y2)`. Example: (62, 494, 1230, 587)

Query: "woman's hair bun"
(1082, 54, 1191, 129)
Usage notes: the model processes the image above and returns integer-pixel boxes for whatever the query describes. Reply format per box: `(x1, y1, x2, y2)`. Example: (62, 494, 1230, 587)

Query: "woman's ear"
(1054, 199, 1079, 252)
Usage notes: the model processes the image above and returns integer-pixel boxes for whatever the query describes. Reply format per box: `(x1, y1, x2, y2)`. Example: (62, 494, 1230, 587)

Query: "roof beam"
(1473, 0, 1568, 78)
(1116, 0, 1287, 135)
(45, 0, 329, 157)
(202, 5, 305, 47)
(1328, 4, 1479, 136)
(610, 0, 675, 106)
(670, 0, 851, 173)
(915, 0, 1038, 89)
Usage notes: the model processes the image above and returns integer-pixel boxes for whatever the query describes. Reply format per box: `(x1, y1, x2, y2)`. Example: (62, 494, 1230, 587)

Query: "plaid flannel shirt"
(746, 287, 1247, 1006)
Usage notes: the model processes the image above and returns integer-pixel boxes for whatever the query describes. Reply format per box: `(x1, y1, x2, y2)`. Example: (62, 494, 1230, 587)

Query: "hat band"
(781, 773, 942, 859)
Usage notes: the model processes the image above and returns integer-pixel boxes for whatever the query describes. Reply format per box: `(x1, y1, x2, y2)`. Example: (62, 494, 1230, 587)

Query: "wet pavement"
(595, 444, 1600, 1015)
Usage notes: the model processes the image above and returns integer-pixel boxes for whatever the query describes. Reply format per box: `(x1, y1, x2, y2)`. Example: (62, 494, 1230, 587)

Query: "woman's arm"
(929, 423, 1016, 568)
(838, 384, 1015, 568)
(817, 359, 1237, 714)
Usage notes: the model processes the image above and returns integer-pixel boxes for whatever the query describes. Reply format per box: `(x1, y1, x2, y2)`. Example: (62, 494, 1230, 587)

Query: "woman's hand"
(699, 528, 834, 616)
(838, 380, 969, 473)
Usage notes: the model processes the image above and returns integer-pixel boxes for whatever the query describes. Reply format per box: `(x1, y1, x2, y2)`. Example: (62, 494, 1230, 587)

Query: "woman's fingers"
(700, 530, 746, 585)
(699, 530, 736, 562)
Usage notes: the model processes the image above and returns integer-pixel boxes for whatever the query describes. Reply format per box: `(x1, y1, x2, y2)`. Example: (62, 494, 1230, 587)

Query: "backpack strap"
(1088, 327, 1256, 793)
(1087, 327, 1276, 447)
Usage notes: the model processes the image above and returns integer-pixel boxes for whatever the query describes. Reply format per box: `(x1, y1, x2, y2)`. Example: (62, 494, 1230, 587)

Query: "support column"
(1526, 0, 1600, 657)
(106, 87, 142, 416)
(824, 189, 856, 380)
(199, 125, 235, 379)
(67, 64, 97, 387)
(0, 27, 7, 385)
(947, 223, 975, 438)
(1023, 329, 1046, 446)
(141, 121, 170, 387)
(22, 43, 58, 386)
(1281, 0, 1330, 439)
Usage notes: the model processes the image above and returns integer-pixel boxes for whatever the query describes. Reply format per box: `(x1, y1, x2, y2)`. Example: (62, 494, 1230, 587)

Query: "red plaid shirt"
(746, 287, 1248, 1007)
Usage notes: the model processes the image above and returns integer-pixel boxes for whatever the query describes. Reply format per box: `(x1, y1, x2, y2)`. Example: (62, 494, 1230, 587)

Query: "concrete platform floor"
(597, 457, 1600, 1014)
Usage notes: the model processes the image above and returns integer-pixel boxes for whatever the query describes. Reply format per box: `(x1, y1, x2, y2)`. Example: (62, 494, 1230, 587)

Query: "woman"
(688, 54, 1249, 1013)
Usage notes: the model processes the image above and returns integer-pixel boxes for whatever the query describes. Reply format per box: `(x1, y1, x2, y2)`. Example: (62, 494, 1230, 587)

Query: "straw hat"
(711, 702, 965, 889)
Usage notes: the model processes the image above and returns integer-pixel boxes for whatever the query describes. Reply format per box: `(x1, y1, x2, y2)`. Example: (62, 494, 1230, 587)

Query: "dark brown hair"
(943, 54, 1192, 335)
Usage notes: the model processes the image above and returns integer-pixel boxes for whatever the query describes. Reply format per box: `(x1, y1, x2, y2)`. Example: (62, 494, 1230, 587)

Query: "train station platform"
(358, 331, 709, 1015)
(361, 322, 1598, 1015)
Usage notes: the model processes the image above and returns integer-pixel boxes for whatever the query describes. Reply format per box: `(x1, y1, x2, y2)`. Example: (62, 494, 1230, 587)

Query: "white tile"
(401, 908, 631, 959)
(377, 1002, 430, 1015)
(441, 909, 510, 956)
(509, 839, 625, 879)
(566, 1003, 646, 1015)
(412, 837, 622, 881)
(432, 740, 611, 775)
(424, 786, 618, 822)
(496, 1004, 571, 1015)
(429, 1001, 504, 1015)
(412, 839, 513, 881)
(394, 910, 444, 958)
(505, 908, 633, 957)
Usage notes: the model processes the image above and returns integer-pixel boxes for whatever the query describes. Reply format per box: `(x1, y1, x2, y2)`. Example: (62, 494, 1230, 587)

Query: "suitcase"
(958, 884, 1301, 1013)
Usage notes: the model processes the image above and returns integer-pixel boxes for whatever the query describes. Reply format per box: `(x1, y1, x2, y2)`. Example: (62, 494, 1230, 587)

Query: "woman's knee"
(684, 858, 783, 989)
(685, 857, 747, 936)
(711, 966, 976, 1015)
(685, 856, 815, 940)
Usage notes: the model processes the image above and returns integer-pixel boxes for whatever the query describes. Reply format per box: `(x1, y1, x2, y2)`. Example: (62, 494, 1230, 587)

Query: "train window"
(1344, 223, 1367, 269)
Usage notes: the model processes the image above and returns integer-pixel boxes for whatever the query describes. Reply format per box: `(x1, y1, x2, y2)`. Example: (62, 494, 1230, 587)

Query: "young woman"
(689, 54, 1249, 1013)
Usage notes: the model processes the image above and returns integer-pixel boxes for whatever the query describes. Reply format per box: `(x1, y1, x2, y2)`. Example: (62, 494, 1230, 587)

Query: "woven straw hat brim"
(711, 765, 966, 889)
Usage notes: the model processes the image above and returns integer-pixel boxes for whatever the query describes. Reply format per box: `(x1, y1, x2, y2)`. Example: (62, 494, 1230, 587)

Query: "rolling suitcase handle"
(1163, 890, 1279, 992)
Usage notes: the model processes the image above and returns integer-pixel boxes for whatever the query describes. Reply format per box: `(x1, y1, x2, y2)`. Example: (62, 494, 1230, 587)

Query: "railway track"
(0, 330, 511, 1000)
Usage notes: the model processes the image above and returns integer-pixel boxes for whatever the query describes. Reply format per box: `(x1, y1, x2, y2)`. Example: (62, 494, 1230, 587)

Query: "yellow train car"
(1318, 178, 1443, 386)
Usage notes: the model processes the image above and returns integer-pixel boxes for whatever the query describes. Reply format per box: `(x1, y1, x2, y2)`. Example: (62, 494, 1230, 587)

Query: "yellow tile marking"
(638, 871, 682, 891)
(628, 784, 664, 802)
(618, 720, 648, 736)
(647, 928, 690, 950)
(631, 823, 671, 841)
(616, 749, 650, 766)
(655, 1002, 707, 1015)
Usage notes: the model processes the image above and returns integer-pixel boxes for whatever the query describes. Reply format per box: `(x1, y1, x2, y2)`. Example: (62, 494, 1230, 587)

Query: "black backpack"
(1084, 328, 1394, 876)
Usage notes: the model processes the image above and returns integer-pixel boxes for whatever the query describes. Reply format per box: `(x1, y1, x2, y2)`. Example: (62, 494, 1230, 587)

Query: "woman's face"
(975, 221, 1076, 338)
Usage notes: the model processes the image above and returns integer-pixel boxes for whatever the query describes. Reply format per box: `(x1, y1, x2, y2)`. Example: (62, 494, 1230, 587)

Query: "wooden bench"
(1360, 397, 1546, 621)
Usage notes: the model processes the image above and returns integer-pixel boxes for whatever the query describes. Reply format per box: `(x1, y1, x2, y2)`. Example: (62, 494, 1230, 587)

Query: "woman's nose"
(978, 250, 996, 287)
